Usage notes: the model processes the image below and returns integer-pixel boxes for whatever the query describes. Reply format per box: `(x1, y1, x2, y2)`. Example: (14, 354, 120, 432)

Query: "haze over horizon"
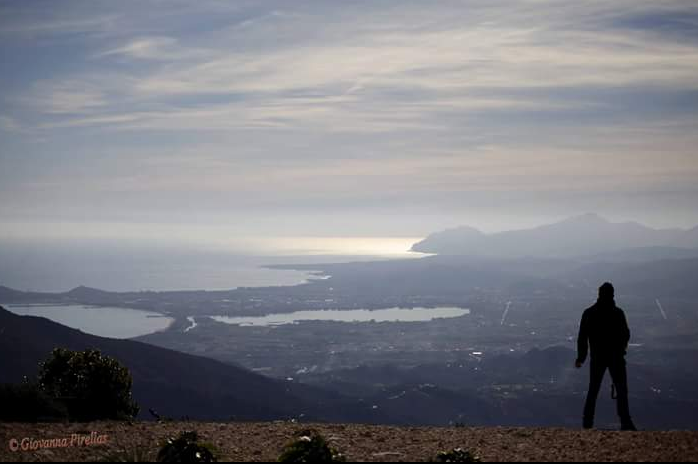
(1, 0, 698, 245)
(1, 212, 697, 293)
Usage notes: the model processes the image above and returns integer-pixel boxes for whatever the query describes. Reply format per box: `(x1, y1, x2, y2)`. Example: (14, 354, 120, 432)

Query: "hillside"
(0, 421, 697, 462)
(0, 307, 376, 424)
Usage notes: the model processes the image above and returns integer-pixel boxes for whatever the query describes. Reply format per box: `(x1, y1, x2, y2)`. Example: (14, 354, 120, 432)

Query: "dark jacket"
(577, 299, 630, 363)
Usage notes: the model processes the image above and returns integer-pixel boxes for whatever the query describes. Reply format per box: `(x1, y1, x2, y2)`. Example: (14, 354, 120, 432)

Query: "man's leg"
(583, 359, 606, 429)
(609, 357, 636, 430)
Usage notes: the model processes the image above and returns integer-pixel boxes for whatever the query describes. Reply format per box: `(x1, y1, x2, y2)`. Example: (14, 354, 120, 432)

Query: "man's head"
(599, 282, 615, 302)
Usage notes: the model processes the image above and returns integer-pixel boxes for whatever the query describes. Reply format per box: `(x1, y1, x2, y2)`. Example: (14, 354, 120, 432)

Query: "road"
(501, 301, 512, 326)
(655, 299, 668, 321)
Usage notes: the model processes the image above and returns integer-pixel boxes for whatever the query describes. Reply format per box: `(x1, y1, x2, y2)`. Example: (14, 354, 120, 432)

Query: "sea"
(0, 236, 423, 293)
(0, 236, 431, 338)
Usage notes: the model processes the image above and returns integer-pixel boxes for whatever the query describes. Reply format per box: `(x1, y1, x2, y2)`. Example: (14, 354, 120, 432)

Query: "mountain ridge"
(412, 214, 698, 257)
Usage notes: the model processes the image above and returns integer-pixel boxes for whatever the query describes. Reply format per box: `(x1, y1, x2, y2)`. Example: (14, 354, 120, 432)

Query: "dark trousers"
(584, 357, 632, 425)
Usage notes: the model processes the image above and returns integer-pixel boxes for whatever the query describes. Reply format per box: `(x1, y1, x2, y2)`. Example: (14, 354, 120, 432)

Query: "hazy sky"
(1, 0, 698, 243)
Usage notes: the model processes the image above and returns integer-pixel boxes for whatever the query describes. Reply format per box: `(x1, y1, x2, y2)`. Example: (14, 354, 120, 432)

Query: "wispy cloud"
(0, 14, 119, 36)
(19, 80, 113, 115)
(10, 1, 697, 134)
(96, 36, 213, 61)
(2, 0, 698, 232)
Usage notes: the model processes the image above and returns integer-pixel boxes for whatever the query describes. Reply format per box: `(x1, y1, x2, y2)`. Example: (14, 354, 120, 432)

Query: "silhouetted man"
(576, 282, 637, 431)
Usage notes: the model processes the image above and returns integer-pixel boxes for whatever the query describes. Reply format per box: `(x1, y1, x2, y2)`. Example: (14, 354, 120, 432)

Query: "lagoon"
(3, 304, 174, 339)
(210, 307, 470, 327)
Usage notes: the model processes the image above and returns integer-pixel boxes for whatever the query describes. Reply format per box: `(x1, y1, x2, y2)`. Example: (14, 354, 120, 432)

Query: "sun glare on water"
(248, 236, 425, 258)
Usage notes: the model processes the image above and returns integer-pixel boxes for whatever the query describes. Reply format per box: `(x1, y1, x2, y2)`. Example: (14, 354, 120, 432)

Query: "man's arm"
(576, 311, 589, 368)
(620, 310, 630, 351)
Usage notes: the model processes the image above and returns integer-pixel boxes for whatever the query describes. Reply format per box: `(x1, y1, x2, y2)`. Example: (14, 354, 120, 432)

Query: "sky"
(1, 0, 698, 248)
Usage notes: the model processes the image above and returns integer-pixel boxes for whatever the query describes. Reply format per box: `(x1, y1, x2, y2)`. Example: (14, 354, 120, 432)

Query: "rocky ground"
(1, 421, 697, 462)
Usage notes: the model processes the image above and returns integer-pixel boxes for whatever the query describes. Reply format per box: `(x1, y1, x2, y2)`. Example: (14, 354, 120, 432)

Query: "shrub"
(278, 430, 346, 463)
(38, 348, 139, 421)
(157, 431, 217, 463)
(432, 448, 481, 463)
(0, 382, 68, 422)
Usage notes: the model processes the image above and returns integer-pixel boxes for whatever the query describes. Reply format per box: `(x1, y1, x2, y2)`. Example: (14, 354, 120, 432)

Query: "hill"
(0, 306, 377, 423)
(0, 421, 697, 462)
(412, 214, 698, 258)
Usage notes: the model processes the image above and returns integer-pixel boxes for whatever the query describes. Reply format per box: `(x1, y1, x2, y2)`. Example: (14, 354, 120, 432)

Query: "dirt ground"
(1, 421, 697, 462)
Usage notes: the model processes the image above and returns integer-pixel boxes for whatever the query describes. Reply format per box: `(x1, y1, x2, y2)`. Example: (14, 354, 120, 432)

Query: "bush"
(432, 448, 481, 463)
(0, 382, 68, 422)
(38, 348, 139, 421)
(157, 431, 217, 463)
(278, 430, 346, 463)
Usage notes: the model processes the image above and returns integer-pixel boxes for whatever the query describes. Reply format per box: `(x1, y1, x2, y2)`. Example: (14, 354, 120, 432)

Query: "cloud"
(2, 0, 698, 232)
(0, 14, 118, 36)
(10, 1, 697, 136)
(96, 36, 213, 61)
(20, 80, 108, 115)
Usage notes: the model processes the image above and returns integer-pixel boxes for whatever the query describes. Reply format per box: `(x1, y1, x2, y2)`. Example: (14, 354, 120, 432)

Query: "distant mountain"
(65, 285, 113, 299)
(0, 285, 25, 300)
(412, 214, 698, 258)
(0, 306, 378, 423)
(0, 285, 124, 305)
(411, 226, 485, 254)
